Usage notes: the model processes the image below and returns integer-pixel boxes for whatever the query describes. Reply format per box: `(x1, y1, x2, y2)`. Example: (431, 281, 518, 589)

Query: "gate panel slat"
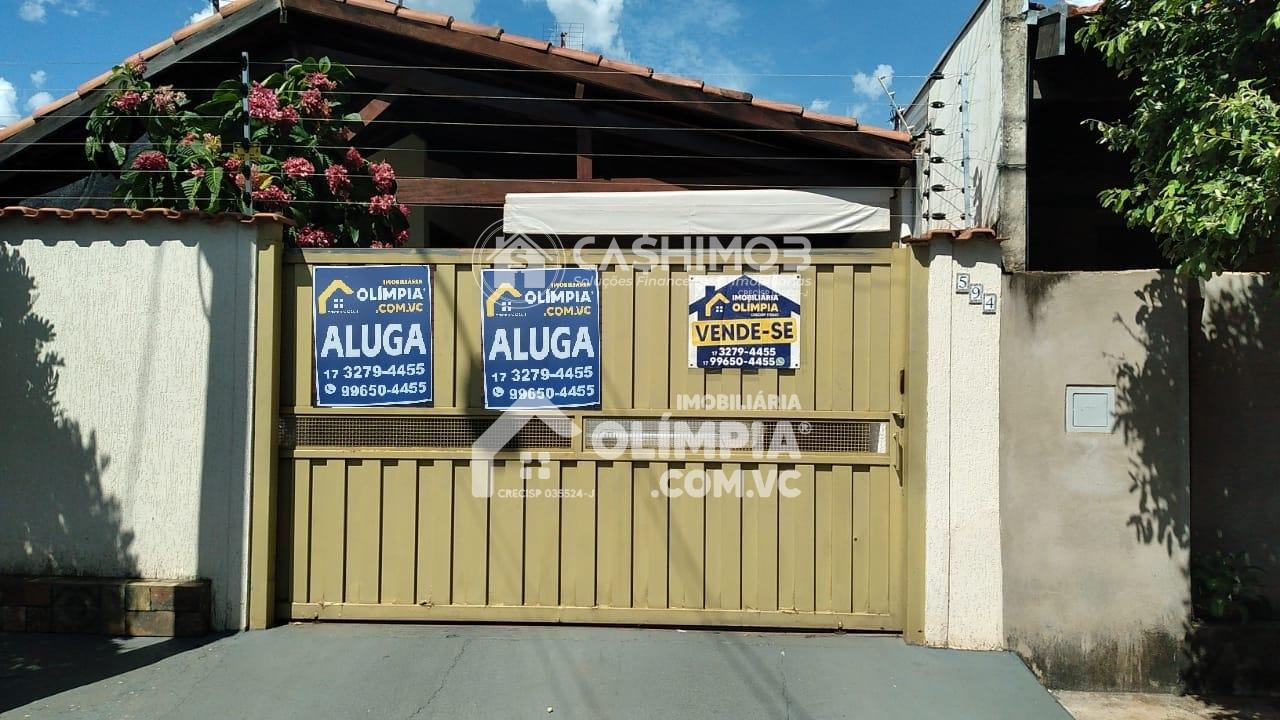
(778, 465, 815, 613)
(742, 464, 779, 611)
(489, 461, 524, 606)
(455, 268, 484, 409)
(853, 268, 873, 412)
(290, 459, 311, 603)
(288, 264, 312, 408)
(276, 459, 293, 603)
(869, 265, 892, 412)
(632, 462, 669, 609)
(453, 461, 488, 605)
(309, 459, 346, 603)
(601, 269, 634, 410)
(852, 466, 872, 613)
(869, 465, 892, 615)
(560, 461, 596, 608)
(815, 464, 853, 613)
(704, 463, 741, 611)
(380, 460, 417, 605)
(668, 270, 703, 406)
(668, 463, 704, 610)
(832, 266, 856, 411)
(433, 264, 458, 408)
(525, 460, 560, 607)
(779, 266, 817, 409)
(596, 461, 632, 607)
(345, 460, 382, 604)
(416, 460, 452, 606)
(633, 270, 670, 409)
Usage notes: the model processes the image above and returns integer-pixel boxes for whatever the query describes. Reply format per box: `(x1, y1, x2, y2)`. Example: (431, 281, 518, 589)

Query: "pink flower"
(190, 163, 205, 178)
(369, 161, 396, 193)
(394, 229, 409, 247)
(399, 204, 411, 218)
(307, 72, 338, 91)
(125, 57, 147, 75)
(223, 155, 243, 173)
(295, 225, 336, 248)
(248, 82, 279, 121)
(276, 105, 300, 129)
(282, 156, 315, 179)
(132, 150, 168, 171)
(370, 241, 390, 249)
(252, 183, 291, 211)
(300, 88, 329, 117)
(325, 164, 351, 197)
(111, 91, 145, 113)
(368, 194, 396, 216)
(180, 132, 198, 147)
(150, 85, 186, 114)
(343, 147, 365, 171)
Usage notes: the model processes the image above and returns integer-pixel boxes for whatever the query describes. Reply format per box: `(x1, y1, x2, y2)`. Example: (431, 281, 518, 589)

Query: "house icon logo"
(470, 403, 578, 498)
(471, 215, 566, 291)
(316, 278, 354, 315)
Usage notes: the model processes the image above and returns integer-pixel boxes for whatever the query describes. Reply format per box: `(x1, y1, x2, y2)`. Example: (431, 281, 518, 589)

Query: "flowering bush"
(85, 57, 409, 248)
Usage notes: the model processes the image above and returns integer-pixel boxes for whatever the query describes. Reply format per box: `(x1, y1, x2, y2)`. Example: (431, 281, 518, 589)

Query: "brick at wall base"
(0, 576, 209, 637)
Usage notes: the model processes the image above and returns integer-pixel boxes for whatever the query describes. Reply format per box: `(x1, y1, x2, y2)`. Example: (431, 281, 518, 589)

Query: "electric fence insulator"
(929, 128, 946, 136)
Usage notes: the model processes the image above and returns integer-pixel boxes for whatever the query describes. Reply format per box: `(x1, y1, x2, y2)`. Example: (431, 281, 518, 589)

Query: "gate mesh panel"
(583, 418, 885, 455)
(279, 415, 573, 450)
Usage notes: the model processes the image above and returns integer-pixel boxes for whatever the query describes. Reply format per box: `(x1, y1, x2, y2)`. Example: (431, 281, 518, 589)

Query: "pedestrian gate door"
(274, 248, 910, 631)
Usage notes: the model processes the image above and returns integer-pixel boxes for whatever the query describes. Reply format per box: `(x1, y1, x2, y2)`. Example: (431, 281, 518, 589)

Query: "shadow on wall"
(1111, 277, 1191, 558)
(0, 245, 134, 577)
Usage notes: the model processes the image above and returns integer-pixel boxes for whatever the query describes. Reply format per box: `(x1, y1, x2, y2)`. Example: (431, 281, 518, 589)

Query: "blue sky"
(0, 0, 985, 129)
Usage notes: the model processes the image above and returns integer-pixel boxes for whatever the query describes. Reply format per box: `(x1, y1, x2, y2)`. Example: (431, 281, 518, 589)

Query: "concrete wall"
(923, 238, 1005, 649)
(1000, 271, 1191, 691)
(1192, 274, 1280, 609)
(0, 218, 267, 630)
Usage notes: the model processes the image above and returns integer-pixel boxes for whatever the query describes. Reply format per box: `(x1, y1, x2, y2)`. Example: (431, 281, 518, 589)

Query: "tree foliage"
(1078, 1, 1280, 276)
(84, 57, 410, 248)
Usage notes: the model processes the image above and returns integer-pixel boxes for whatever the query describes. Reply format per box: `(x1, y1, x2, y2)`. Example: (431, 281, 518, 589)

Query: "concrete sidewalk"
(1, 624, 1071, 719)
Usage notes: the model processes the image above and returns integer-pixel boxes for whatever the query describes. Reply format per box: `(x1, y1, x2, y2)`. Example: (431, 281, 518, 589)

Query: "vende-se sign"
(313, 265, 434, 407)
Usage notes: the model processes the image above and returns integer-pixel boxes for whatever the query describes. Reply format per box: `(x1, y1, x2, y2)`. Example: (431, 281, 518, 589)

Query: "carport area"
(1, 624, 1069, 719)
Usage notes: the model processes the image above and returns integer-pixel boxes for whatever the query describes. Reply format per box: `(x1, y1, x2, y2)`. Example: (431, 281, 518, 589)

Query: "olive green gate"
(262, 247, 919, 631)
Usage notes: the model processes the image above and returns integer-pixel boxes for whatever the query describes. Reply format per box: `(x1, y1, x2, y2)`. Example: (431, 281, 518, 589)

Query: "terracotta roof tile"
(1067, 1, 1104, 17)
(499, 32, 551, 52)
(903, 227, 1000, 244)
(599, 57, 652, 77)
(0, 206, 293, 225)
(0, 0, 910, 152)
(750, 97, 804, 115)
(802, 109, 858, 127)
(450, 19, 502, 39)
(549, 46, 602, 65)
(172, 12, 221, 43)
(0, 118, 36, 144)
(31, 92, 79, 120)
(702, 84, 751, 102)
(652, 73, 703, 90)
(76, 70, 112, 98)
(394, 5, 452, 26)
(131, 38, 176, 65)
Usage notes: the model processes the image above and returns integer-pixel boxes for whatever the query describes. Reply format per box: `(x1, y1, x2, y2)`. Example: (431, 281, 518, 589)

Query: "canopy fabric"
(502, 188, 892, 236)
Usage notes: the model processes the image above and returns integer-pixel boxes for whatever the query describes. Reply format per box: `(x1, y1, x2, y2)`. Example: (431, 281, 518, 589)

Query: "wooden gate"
(269, 248, 914, 631)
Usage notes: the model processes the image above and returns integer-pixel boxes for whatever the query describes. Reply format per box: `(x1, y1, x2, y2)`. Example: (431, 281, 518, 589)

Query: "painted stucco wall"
(0, 218, 266, 630)
(1000, 271, 1191, 691)
(923, 238, 1004, 649)
(1192, 274, 1280, 609)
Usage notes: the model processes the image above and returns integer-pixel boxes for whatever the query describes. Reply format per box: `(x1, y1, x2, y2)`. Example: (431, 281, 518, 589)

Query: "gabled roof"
(0, 0, 911, 158)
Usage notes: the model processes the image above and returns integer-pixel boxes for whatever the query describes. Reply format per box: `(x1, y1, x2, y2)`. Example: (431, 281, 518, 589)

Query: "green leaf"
(181, 176, 201, 209)
(109, 142, 127, 167)
(206, 167, 224, 206)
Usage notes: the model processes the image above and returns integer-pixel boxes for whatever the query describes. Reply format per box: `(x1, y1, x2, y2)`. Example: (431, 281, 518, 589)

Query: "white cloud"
(545, 0, 625, 58)
(0, 78, 19, 127)
(852, 63, 894, 99)
(25, 91, 54, 112)
(808, 99, 831, 113)
(30, 70, 47, 88)
(401, 0, 478, 21)
(18, 0, 93, 22)
(620, 0, 755, 90)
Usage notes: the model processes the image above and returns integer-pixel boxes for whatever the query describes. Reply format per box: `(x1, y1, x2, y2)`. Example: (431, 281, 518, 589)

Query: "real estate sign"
(481, 267, 602, 410)
(688, 274, 802, 370)
(313, 264, 433, 407)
